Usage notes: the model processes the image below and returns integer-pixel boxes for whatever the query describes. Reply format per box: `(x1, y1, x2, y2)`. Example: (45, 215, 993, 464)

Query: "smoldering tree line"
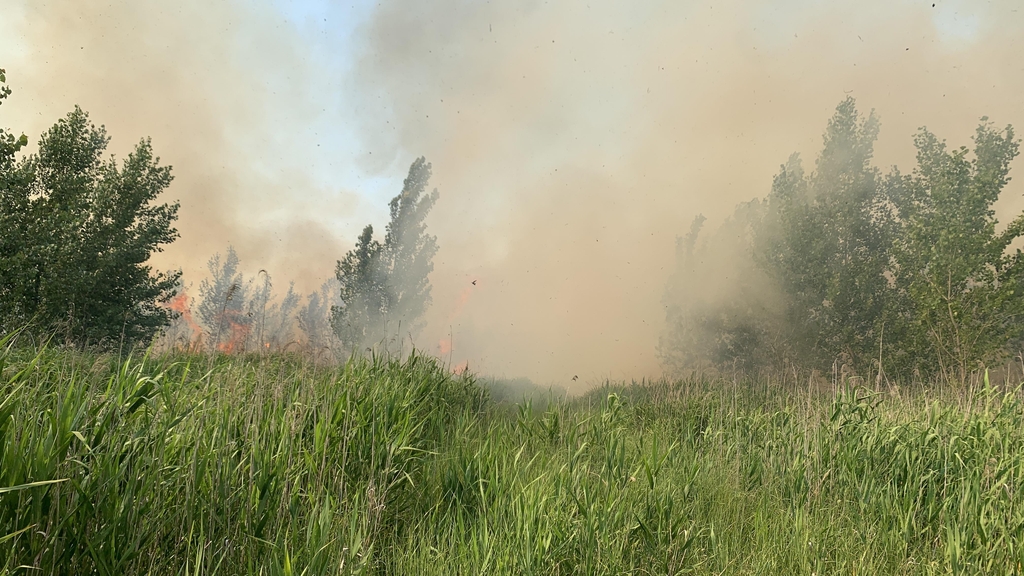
(161, 251, 351, 354)
(161, 158, 439, 355)
(160, 247, 308, 353)
(661, 97, 1024, 384)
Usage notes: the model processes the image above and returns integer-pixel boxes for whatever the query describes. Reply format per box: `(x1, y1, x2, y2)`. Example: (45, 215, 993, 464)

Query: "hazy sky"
(2, 0, 1022, 385)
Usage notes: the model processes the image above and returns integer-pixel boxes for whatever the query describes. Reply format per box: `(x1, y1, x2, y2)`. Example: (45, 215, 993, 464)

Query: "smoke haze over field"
(2, 0, 1023, 384)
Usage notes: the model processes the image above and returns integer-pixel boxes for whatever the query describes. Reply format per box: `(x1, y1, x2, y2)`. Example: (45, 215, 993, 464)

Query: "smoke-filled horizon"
(2, 0, 1023, 385)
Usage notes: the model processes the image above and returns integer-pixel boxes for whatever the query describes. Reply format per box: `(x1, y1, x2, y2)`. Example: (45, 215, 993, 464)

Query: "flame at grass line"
(437, 281, 477, 369)
(162, 290, 204, 350)
(216, 316, 251, 354)
(160, 278, 479, 360)
(167, 291, 201, 334)
(161, 290, 251, 353)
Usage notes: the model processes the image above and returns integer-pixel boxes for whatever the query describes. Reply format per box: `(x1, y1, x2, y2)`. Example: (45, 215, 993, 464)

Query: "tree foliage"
(662, 98, 1024, 383)
(0, 68, 28, 162)
(759, 99, 893, 369)
(383, 157, 441, 333)
(0, 91, 180, 346)
(332, 157, 439, 354)
(886, 121, 1022, 382)
(0, 69, 33, 331)
(332, 224, 388, 351)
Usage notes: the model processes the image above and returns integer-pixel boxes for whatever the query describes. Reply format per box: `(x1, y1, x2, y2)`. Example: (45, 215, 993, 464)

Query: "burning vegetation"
(154, 160, 442, 361)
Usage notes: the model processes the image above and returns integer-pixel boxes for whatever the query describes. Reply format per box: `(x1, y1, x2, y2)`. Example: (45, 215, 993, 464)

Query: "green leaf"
(0, 478, 68, 494)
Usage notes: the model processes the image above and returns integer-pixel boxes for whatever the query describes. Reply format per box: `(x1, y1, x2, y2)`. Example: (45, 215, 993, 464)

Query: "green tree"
(661, 99, 897, 377)
(759, 98, 893, 372)
(886, 120, 1022, 382)
(661, 98, 1024, 384)
(332, 225, 387, 352)
(0, 68, 27, 159)
(0, 69, 33, 329)
(332, 157, 440, 354)
(0, 103, 180, 346)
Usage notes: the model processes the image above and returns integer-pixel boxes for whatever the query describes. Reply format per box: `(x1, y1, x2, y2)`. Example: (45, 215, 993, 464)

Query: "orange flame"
(167, 291, 200, 335)
(216, 315, 251, 354)
(163, 289, 252, 354)
(438, 280, 477, 363)
(450, 284, 474, 318)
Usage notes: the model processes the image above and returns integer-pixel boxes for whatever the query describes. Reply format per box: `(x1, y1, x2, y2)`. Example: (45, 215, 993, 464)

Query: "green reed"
(2, 340, 1023, 574)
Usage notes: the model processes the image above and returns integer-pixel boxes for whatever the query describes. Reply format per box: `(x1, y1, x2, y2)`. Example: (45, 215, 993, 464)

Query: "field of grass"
(3, 340, 1024, 574)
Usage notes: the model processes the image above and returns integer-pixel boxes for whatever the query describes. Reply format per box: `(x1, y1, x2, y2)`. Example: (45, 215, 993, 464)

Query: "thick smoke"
(349, 0, 1024, 385)
(0, 0, 358, 292)
(3, 0, 1023, 385)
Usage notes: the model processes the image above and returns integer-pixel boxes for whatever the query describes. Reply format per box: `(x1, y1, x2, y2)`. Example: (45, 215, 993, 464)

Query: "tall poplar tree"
(332, 157, 439, 354)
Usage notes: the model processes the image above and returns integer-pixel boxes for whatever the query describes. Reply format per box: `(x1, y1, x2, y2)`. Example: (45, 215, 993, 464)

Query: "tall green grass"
(2, 341, 1023, 574)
